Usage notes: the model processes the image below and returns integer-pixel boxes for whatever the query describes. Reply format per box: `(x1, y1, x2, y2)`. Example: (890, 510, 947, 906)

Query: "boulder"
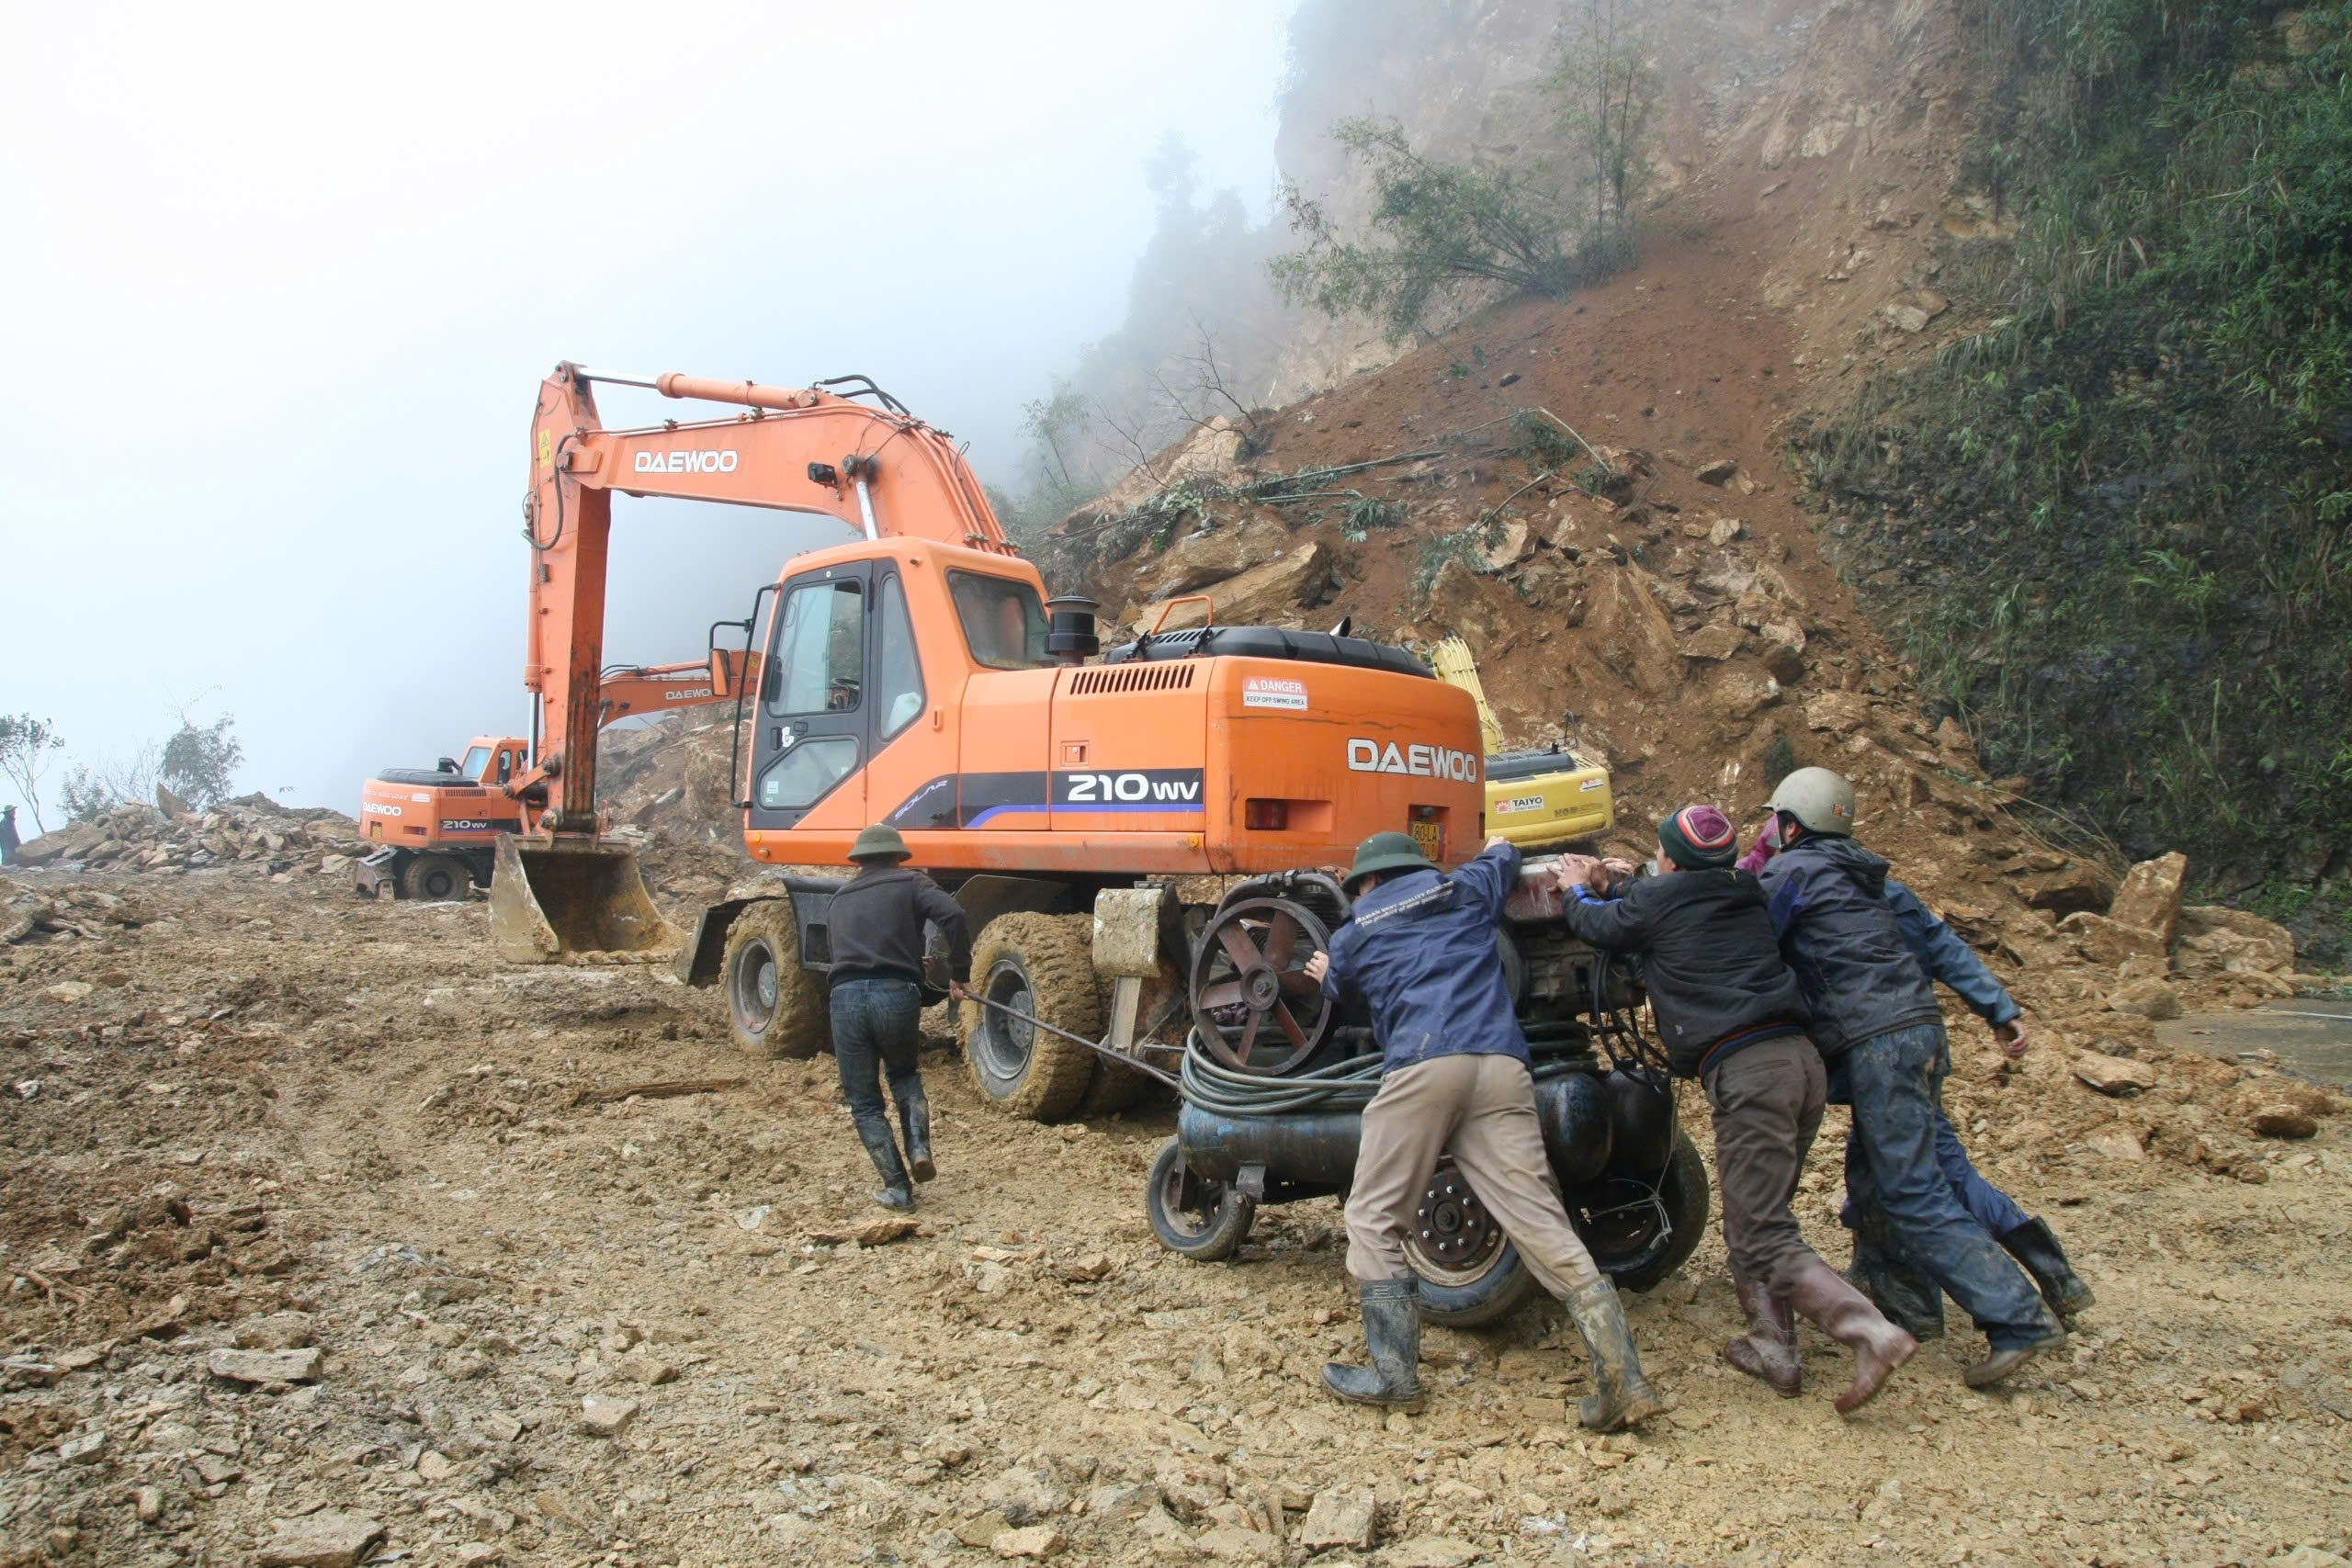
(1692, 550, 1758, 599)
(207, 1348, 322, 1383)
(2173, 906, 2295, 977)
(255, 1513, 386, 1568)
(2106, 978, 2182, 1021)
(2108, 852, 2188, 948)
(2023, 863, 2110, 917)
(14, 823, 102, 868)
(2058, 911, 2169, 968)
(1804, 692, 1871, 737)
(1419, 557, 1513, 658)
(1710, 669, 1782, 720)
(1478, 518, 1536, 572)
(1301, 1488, 1378, 1551)
(1693, 457, 1738, 485)
(2086, 1128, 2147, 1162)
(1131, 517, 1289, 600)
(1136, 543, 1335, 635)
(1584, 562, 1690, 696)
(2247, 1104, 2318, 1140)
(2073, 1051, 2158, 1095)
(154, 784, 194, 821)
(1758, 622, 1807, 682)
(1678, 623, 1748, 661)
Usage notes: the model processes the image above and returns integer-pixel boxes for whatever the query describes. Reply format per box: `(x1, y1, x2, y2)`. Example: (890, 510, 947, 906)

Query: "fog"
(0, 3, 1288, 825)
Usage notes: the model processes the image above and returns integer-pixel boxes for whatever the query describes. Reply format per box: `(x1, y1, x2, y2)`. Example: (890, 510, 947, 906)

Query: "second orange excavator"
(355, 650, 756, 899)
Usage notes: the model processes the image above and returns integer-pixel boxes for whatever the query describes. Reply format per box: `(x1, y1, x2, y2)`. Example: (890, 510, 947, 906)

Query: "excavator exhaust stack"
(488, 835, 682, 964)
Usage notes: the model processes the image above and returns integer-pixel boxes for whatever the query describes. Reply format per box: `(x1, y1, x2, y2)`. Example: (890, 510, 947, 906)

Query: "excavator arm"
(524, 364, 1013, 834)
(594, 649, 763, 728)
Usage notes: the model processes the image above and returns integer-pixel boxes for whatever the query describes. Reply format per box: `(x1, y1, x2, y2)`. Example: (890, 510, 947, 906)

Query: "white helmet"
(1768, 766, 1857, 837)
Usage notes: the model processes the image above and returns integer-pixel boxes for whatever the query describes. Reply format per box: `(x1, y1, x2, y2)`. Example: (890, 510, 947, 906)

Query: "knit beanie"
(1657, 804, 1739, 870)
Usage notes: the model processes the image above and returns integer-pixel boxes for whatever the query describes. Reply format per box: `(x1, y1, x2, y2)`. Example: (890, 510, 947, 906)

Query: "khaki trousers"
(1343, 1053, 1603, 1295)
(1702, 1033, 1828, 1299)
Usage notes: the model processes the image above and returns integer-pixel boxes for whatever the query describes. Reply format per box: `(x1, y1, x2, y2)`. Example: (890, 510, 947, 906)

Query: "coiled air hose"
(1178, 1037, 1588, 1118)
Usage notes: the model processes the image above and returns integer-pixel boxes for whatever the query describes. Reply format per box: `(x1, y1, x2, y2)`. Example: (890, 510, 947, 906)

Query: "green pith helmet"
(1344, 829, 1433, 894)
(1767, 767, 1859, 837)
(849, 824, 912, 863)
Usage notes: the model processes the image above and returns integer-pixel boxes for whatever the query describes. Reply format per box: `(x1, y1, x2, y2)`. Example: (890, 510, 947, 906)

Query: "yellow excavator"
(1430, 637, 1614, 848)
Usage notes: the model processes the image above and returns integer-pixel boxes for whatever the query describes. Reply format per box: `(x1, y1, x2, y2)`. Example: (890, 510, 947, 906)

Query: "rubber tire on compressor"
(1413, 1130, 1712, 1328)
(722, 899, 831, 1061)
(1145, 1137, 1256, 1262)
(959, 912, 1101, 1122)
(399, 852, 471, 902)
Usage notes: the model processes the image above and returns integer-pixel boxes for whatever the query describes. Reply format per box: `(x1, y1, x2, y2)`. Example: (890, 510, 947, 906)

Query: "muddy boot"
(1789, 1257, 1917, 1415)
(898, 1086, 936, 1185)
(856, 1123, 915, 1212)
(1962, 1320, 2068, 1390)
(1998, 1217, 2093, 1318)
(1723, 1279, 1802, 1397)
(1850, 1207, 1945, 1341)
(1566, 1278, 1664, 1431)
(1321, 1278, 1423, 1412)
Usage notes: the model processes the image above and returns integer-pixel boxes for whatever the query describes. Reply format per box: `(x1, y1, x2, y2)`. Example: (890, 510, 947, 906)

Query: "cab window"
(764, 579, 865, 716)
(948, 571, 1047, 670)
(874, 573, 925, 739)
(495, 750, 514, 785)
(459, 746, 491, 781)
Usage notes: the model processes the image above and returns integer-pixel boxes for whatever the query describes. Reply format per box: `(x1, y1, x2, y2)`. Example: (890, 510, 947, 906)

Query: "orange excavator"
(491, 364, 1485, 1121)
(355, 651, 756, 900)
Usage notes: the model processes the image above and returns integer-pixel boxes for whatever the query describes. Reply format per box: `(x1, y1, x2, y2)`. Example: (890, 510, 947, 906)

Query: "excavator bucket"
(488, 834, 683, 964)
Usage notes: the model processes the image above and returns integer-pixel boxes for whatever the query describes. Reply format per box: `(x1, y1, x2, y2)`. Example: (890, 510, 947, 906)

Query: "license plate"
(1408, 819, 1444, 860)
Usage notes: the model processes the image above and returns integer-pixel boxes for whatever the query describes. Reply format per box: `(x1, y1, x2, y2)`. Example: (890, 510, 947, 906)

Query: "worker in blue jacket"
(1301, 831, 1662, 1430)
(1853, 877, 2097, 1333)
(1753, 769, 2064, 1389)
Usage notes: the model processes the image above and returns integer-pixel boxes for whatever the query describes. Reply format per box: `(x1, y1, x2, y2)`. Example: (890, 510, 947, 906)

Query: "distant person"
(1740, 817, 2095, 1331)
(827, 825, 971, 1211)
(1555, 806, 1915, 1414)
(1301, 830, 1662, 1430)
(1754, 769, 2065, 1388)
(0, 804, 18, 864)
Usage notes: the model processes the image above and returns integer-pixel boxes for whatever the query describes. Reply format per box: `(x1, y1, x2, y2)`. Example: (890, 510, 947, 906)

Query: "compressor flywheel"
(1188, 896, 1336, 1076)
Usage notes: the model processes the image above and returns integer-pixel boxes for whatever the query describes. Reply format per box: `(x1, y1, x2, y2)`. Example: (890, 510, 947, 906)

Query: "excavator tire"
(961, 913, 1101, 1122)
(722, 900, 830, 1060)
(400, 853, 472, 902)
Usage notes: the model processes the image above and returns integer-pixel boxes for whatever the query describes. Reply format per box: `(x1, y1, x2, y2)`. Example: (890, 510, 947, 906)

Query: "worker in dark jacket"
(0, 805, 17, 865)
(827, 825, 971, 1211)
(1757, 769, 2064, 1387)
(1302, 831, 1661, 1430)
(1556, 805, 1914, 1413)
(1744, 818, 2099, 1331)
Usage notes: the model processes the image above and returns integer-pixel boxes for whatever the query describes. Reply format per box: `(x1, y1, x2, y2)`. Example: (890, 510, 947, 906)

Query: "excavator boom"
(498, 364, 1013, 960)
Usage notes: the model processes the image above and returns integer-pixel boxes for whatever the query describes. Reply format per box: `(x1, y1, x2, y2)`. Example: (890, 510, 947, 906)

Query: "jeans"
(1839, 1101, 2032, 1239)
(1837, 1023, 2053, 1349)
(830, 977, 924, 1150)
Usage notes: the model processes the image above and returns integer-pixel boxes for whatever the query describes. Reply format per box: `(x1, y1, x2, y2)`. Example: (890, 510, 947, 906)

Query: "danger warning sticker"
(1242, 677, 1309, 711)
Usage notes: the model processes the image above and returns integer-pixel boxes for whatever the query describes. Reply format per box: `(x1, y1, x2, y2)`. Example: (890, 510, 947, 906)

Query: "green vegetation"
(1272, 0, 1658, 339)
(0, 714, 62, 834)
(1799, 0, 2352, 885)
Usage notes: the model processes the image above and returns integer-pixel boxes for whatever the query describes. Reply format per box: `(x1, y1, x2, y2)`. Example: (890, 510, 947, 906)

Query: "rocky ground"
(4, 852, 2350, 1568)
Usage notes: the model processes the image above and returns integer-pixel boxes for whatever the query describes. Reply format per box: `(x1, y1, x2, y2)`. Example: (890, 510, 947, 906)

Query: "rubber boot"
(1321, 1278, 1424, 1412)
(1849, 1205, 1945, 1341)
(1565, 1278, 1664, 1431)
(1722, 1278, 1802, 1397)
(1789, 1256, 1917, 1414)
(898, 1085, 937, 1185)
(856, 1122, 915, 1212)
(1962, 1318, 2068, 1390)
(1998, 1217, 2093, 1318)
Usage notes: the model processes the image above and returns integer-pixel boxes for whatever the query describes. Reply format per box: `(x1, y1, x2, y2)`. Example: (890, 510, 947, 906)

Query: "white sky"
(0, 2, 1289, 827)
